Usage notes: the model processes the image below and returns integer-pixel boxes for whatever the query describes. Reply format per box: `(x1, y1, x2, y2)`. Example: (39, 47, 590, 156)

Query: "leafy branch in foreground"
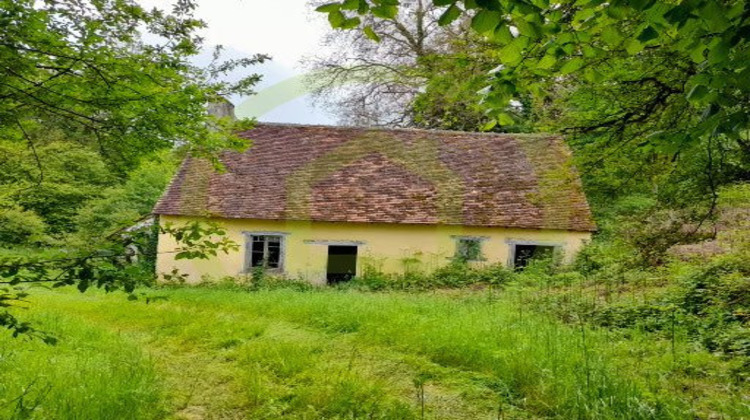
(318, 0, 750, 147)
(160, 221, 240, 260)
(1, 0, 268, 169)
(0, 221, 238, 342)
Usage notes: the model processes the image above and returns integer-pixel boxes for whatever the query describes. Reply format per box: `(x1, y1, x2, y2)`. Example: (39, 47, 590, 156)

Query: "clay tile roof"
(153, 123, 596, 232)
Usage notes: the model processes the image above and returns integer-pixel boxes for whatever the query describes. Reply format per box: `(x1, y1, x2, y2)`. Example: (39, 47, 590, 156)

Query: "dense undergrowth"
(196, 247, 749, 370)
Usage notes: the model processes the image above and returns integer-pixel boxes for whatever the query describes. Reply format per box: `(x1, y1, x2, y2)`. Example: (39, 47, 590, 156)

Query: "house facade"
(153, 124, 596, 284)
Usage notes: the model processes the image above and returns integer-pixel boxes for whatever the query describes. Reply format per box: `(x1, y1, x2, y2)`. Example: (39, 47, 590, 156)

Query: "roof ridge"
(251, 122, 558, 139)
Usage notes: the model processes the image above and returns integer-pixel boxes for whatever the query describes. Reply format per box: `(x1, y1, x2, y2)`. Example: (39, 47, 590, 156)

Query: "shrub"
(672, 254, 750, 358)
(73, 155, 176, 243)
(347, 263, 394, 291)
(205, 268, 316, 292)
(549, 252, 750, 360)
(0, 206, 47, 246)
(349, 261, 514, 291)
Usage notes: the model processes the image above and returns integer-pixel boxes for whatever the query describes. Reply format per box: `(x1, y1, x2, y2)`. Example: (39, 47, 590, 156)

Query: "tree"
(409, 41, 532, 132)
(0, 137, 116, 235)
(309, 0, 492, 127)
(0, 0, 264, 340)
(318, 1, 750, 145)
(72, 153, 178, 245)
(1, 0, 267, 169)
(0, 207, 46, 247)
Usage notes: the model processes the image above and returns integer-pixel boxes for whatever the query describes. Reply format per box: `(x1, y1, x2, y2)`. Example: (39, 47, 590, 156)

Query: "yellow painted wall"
(157, 215, 592, 285)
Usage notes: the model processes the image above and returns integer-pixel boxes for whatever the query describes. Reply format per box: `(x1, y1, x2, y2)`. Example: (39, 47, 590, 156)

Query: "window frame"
(506, 239, 564, 269)
(243, 231, 289, 273)
(451, 235, 488, 262)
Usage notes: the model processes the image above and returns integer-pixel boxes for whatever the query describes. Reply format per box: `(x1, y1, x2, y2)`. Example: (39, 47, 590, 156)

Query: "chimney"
(207, 97, 236, 120)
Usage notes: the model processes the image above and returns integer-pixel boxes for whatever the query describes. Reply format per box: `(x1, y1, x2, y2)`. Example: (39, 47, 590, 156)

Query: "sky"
(138, 0, 335, 124)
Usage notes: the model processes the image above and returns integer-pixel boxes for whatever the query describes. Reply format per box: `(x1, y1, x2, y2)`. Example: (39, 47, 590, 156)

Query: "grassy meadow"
(0, 285, 747, 419)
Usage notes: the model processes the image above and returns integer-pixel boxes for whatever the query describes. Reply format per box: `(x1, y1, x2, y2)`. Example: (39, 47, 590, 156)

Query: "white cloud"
(138, 0, 328, 70)
(138, 0, 335, 123)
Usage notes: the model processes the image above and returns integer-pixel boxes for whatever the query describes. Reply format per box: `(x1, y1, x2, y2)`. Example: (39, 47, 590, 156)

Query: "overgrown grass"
(0, 308, 164, 419)
(1, 286, 746, 419)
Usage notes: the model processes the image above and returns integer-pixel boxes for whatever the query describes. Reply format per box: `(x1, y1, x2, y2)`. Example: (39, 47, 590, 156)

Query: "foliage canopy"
(318, 0, 749, 150)
(1, 0, 266, 168)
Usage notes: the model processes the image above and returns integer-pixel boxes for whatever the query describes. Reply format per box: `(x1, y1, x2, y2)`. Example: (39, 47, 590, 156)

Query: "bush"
(73, 155, 176, 243)
(188, 269, 316, 292)
(518, 234, 749, 362)
(549, 252, 750, 360)
(0, 141, 116, 236)
(0, 206, 47, 246)
(348, 261, 514, 291)
(347, 264, 393, 291)
(673, 254, 750, 358)
(243, 269, 315, 292)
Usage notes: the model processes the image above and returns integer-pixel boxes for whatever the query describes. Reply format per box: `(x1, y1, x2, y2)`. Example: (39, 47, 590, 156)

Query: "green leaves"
(514, 20, 541, 39)
(482, 119, 498, 131)
(327, 10, 346, 27)
(318, 0, 750, 186)
(320, 0, 399, 30)
(560, 57, 584, 75)
(315, 3, 341, 13)
(2, 0, 265, 170)
(372, 4, 399, 19)
(700, 1, 728, 32)
(630, 0, 656, 11)
(475, 0, 503, 11)
(496, 112, 515, 126)
(162, 221, 239, 261)
(471, 10, 501, 33)
(341, 0, 362, 10)
(341, 16, 363, 29)
(690, 44, 706, 63)
(491, 24, 513, 43)
(438, 4, 462, 26)
(625, 39, 644, 55)
(637, 26, 658, 43)
(687, 84, 709, 103)
(663, 3, 692, 25)
(498, 42, 522, 66)
(537, 54, 556, 70)
(326, 8, 362, 29)
(363, 26, 381, 42)
(708, 40, 730, 65)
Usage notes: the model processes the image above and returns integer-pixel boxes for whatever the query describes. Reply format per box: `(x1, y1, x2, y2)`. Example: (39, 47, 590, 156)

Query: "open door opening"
(327, 245, 357, 284)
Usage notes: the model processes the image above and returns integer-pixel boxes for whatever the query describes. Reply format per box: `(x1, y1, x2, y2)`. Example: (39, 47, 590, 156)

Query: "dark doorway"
(327, 245, 358, 284)
(513, 245, 555, 270)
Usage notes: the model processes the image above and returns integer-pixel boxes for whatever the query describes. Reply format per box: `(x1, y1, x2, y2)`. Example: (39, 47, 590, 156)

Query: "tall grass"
(0, 310, 163, 419)
(1, 287, 745, 419)
(165, 288, 689, 419)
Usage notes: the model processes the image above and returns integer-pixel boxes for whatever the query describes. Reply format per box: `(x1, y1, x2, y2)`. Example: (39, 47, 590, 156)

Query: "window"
(247, 235, 283, 270)
(455, 238, 483, 262)
(509, 242, 558, 270)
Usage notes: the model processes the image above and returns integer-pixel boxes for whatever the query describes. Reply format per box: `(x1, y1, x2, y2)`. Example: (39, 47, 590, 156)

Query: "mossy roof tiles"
(154, 123, 596, 232)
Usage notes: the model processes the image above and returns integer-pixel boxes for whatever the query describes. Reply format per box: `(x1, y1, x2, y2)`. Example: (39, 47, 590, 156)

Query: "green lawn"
(0, 287, 746, 419)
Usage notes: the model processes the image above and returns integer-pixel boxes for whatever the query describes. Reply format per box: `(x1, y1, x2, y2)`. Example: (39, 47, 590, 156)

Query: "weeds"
(345, 261, 514, 291)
